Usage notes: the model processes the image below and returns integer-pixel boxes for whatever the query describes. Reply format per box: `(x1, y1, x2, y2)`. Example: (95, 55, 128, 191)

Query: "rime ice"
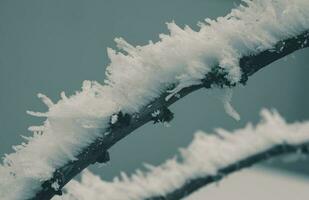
(56, 110, 309, 200)
(1, 0, 309, 199)
(111, 114, 118, 125)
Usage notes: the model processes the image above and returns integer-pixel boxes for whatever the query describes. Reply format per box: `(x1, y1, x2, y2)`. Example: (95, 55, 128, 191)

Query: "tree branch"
(146, 142, 309, 200)
(56, 110, 309, 200)
(30, 31, 309, 200)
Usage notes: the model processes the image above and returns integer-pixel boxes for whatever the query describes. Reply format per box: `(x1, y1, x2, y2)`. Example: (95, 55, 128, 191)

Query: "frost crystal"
(51, 181, 60, 191)
(111, 114, 118, 124)
(222, 89, 240, 121)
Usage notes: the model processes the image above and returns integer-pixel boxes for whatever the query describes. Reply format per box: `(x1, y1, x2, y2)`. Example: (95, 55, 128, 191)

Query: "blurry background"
(0, 0, 309, 197)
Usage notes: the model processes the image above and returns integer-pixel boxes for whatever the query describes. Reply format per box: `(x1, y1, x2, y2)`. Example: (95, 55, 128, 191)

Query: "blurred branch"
(30, 31, 309, 200)
(146, 142, 309, 200)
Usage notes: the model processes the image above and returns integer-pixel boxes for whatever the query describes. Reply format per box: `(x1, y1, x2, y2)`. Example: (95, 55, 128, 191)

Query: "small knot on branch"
(41, 169, 64, 196)
(151, 106, 174, 124)
(90, 147, 110, 164)
(202, 67, 236, 89)
(53, 189, 63, 196)
(96, 150, 110, 164)
(110, 111, 131, 129)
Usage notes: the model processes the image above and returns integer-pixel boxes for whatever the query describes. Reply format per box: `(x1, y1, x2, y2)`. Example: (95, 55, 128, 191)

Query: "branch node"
(54, 189, 63, 196)
(202, 67, 235, 89)
(151, 107, 174, 124)
(96, 151, 110, 164)
(110, 111, 131, 129)
(41, 169, 64, 196)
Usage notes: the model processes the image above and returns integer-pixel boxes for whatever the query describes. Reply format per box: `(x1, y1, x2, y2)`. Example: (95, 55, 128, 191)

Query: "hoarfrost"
(56, 109, 309, 200)
(1, 0, 309, 199)
(222, 89, 240, 121)
(111, 114, 118, 125)
(151, 110, 161, 118)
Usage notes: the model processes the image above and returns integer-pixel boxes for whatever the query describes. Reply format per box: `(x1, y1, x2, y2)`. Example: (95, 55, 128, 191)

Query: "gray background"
(0, 0, 308, 181)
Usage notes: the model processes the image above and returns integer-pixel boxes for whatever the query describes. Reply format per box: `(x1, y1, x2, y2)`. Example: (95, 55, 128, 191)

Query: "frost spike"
(26, 110, 48, 117)
(37, 93, 54, 108)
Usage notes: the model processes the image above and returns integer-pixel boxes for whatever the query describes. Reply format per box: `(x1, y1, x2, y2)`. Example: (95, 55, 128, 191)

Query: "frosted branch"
(56, 109, 309, 200)
(33, 30, 309, 200)
(146, 145, 309, 200)
(1, 1, 309, 199)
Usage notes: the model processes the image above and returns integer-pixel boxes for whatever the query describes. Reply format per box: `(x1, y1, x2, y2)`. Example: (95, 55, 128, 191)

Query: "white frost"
(111, 114, 118, 125)
(37, 93, 54, 108)
(1, 0, 309, 199)
(222, 89, 240, 121)
(151, 110, 161, 118)
(51, 181, 60, 191)
(55, 109, 309, 200)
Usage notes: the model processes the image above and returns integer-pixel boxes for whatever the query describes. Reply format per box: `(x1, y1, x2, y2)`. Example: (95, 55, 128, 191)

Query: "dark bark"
(30, 31, 309, 200)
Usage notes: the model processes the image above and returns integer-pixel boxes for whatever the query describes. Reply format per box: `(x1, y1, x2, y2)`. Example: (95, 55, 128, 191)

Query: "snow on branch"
(0, 0, 309, 199)
(55, 109, 309, 200)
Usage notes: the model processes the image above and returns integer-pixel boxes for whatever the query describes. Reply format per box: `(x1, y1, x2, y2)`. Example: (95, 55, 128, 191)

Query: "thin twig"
(146, 142, 309, 200)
